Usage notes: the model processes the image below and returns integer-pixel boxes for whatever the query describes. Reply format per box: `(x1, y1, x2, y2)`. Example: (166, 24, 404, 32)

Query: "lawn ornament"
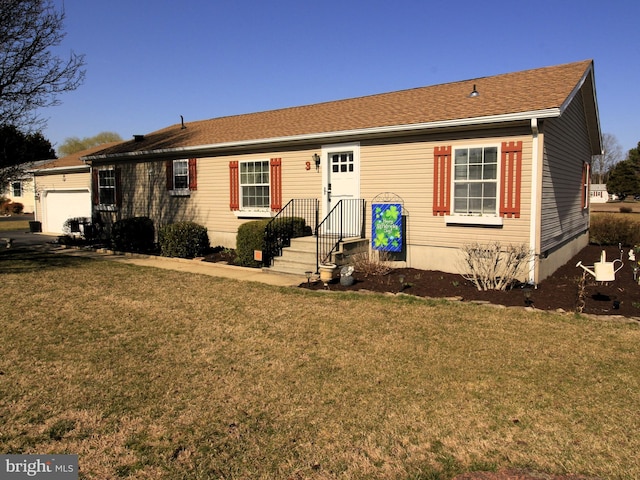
(576, 250, 623, 282)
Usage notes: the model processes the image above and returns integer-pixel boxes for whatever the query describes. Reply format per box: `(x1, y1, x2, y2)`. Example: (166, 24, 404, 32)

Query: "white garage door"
(43, 190, 92, 234)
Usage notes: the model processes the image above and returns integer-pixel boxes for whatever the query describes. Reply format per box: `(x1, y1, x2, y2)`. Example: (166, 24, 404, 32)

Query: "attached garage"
(42, 189, 92, 234)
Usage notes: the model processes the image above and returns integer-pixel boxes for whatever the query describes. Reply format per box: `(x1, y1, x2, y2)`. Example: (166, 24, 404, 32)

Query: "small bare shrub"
(350, 250, 392, 277)
(459, 242, 531, 291)
(619, 206, 633, 213)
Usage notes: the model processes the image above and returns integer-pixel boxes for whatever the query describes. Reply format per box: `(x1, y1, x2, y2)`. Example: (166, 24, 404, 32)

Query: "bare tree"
(592, 133, 623, 184)
(0, 0, 86, 131)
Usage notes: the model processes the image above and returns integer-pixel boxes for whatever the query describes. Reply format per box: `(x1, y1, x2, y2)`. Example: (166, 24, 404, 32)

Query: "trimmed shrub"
(268, 217, 312, 238)
(619, 206, 633, 213)
(111, 216, 155, 253)
(590, 213, 640, 246)
(10, 202, 23, 214)
(158, 221, 210, 259)
(236, 220, 269, 267)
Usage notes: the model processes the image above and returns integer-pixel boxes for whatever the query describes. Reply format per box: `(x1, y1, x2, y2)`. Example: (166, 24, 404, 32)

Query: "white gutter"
(29, 164, 89, 175)
(529, 118, 540, 285)
(85, 108, 562, 162)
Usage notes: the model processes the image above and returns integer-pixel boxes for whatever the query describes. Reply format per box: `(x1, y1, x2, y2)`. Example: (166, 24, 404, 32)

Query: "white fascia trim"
(84, 108, 562, 162)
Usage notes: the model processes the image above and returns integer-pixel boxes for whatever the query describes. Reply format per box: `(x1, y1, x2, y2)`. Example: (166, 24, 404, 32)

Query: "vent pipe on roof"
(133, 134, 145, 142)
(180, 115, 186, 130)
(468, 84, 479, 98)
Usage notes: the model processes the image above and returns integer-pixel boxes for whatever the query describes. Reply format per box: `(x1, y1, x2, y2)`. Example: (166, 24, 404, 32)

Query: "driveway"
(0, 229, 59, 249)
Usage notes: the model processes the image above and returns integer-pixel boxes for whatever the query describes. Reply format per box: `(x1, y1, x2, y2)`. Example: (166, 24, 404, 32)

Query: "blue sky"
(44, 0, 640, 155)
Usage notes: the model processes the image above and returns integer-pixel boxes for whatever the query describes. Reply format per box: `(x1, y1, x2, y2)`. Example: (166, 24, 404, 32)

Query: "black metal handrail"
(263, 198, 318, 266)
(316, 198, 366, 271)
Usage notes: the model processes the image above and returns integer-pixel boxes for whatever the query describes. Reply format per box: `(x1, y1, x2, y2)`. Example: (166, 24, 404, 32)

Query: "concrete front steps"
(266, 235, 368, 276)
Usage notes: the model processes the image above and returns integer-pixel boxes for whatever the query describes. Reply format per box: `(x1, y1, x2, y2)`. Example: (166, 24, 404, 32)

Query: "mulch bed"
(300, 244, 640, 319)
(205, 244, 640, 318)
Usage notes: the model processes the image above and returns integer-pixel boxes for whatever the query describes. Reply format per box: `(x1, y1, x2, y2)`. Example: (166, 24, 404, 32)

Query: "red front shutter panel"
(500, 141, 522, 218)
(433, 146, 451, 215)
(229, 161, 239, 210)
(270, 158, 282, 211)
(92, 169, 99, 205)
(188, 158, 197, 190)
(115, 167, 123, 208)
(166, 160, 173, 190)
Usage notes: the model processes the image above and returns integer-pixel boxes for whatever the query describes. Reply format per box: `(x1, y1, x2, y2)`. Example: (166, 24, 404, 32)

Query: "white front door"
(322, 143, 360, 235)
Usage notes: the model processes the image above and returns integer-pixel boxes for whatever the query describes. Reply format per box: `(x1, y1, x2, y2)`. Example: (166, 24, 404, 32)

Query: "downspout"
(529, 118, 540, 285)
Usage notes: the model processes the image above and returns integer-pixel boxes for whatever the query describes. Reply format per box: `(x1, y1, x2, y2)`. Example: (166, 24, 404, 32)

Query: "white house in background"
(30, 143, 121, 234)
(589, 184, 609, 203)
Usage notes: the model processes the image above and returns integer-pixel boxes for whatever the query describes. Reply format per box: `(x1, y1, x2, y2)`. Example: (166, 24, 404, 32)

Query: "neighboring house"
(31, 143, 121, 234)
(84, 60, 601, 284)
(2, 177, 34, 213)
(589, 184, 609, 203)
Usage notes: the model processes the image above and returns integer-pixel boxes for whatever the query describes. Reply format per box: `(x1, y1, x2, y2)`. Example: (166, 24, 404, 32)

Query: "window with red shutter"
(167, 159, 197, 195)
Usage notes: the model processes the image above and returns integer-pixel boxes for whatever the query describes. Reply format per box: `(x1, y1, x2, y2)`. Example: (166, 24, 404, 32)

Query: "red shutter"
(270, 158, 282, 211)
(115, 168, 122, 208)
(92, 168, 99, 205)
(166, 160, 173, 190)
(229, 161, 239, 210)
(433, 146, 451, 215)
(188, 158, 197, 190)
(500, 141, 522, 218)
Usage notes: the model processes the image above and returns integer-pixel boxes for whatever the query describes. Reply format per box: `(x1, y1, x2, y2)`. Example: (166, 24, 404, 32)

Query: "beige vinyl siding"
(360, 134, 533, 253)
(539, 92, 591, 253)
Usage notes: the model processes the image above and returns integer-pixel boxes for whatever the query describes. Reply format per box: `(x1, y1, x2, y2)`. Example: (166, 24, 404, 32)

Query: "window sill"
(444, 215, 503, 226)
(232, 210, 273, 219)
(169, 189, 191, 197)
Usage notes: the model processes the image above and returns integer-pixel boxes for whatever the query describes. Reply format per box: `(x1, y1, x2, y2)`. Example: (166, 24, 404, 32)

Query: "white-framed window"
(173, 159, 189, 190)
(11, 181, 22, 197)
(240, 160, 270, 209)
(453, 146, 499, 215)
(98, 168, 116, 206)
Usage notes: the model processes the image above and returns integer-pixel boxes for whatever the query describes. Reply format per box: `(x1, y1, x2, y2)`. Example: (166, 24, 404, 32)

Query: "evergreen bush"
(235, 220, 269, 267)
(111, 216, 155, 253)
(158, 221, 210, 258)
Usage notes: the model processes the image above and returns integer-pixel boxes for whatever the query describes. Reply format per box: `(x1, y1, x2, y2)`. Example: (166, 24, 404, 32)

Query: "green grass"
(1, 249, 639, 479)
(0, 219, 29, 231)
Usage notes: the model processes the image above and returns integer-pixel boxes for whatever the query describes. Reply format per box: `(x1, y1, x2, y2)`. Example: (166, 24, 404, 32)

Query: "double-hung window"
(240, 160, 270, 209)
(173, 159, 189, 190)
(166, 158, 197, 195)
(11, 182, 22, 197)
(98, 169, 116, 206)
(453, 146, 498, 215)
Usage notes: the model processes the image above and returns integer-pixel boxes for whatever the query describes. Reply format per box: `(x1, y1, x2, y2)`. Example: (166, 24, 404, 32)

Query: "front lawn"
(1, 250, 639, 479)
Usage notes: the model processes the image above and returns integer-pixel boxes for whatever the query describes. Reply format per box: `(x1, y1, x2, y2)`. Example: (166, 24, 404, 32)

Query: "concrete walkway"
(54, 247, 308, 287)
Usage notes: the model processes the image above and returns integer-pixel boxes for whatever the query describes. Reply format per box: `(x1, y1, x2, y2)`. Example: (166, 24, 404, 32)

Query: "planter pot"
(319, 263, 337, 284)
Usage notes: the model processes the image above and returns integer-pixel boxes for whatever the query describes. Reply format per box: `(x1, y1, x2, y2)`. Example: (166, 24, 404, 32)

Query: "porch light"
(468, 84, 479, 98)
(313, 153, 321, 171)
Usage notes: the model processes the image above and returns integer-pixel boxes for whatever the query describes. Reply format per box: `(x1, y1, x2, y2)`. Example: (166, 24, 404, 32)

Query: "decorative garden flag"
(372, 203, 402, 252)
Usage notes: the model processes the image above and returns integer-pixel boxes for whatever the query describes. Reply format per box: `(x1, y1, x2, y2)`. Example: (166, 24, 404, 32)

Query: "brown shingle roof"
(33, 142, 123, 170)
(91, 60, 594, 158)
